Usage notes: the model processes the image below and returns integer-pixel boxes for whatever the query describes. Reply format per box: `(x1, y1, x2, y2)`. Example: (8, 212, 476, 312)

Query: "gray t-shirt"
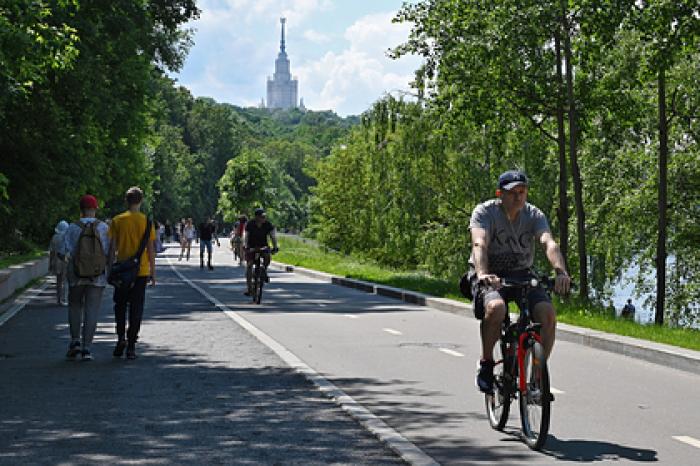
(469, 199, 550, 274)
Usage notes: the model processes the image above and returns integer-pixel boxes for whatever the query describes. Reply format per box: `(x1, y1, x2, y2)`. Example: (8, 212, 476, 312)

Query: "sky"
(170, 0, 421, 116)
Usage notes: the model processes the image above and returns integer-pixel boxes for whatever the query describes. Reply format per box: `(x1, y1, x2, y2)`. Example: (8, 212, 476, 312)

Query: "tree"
(217, 149, 272, 222)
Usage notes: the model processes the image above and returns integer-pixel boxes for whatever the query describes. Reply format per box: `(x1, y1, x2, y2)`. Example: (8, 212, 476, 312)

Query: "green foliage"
(217, 148, 272, 221)
(0, 0, 200, 250)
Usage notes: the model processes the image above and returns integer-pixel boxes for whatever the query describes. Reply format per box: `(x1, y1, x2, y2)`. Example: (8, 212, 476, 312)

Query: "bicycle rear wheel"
(486, 341, 511, 430)
(519, 340, 551, 450)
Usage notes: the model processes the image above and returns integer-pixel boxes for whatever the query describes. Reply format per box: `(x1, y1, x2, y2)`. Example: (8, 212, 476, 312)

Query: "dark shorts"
(472, 272, 551, 320)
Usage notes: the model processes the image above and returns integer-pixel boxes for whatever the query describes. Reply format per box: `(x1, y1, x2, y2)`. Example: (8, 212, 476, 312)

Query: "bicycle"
(249, 247, 271, 304)
(231, 236, 242, 262)
(484, 275, 561, 450)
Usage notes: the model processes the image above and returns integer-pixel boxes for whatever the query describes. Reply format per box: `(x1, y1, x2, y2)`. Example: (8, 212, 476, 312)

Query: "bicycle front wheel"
(254, 266, 263, 304)
(486, 341, 511, 430)
(519, 340, 551, 450)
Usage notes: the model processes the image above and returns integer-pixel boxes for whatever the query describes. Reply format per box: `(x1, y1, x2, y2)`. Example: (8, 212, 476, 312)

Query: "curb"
(271, 261, 700, 377)
(0, 256, 49, 302)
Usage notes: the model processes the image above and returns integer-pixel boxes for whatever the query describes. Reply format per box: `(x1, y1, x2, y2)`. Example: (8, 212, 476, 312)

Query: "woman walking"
(179, 218, 195, 261)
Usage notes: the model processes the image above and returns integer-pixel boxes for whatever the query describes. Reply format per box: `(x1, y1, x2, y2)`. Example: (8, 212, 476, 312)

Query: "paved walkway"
(0, 252, 403, 465)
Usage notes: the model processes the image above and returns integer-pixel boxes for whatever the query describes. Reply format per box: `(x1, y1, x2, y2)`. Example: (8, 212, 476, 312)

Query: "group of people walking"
(49, 187, 155, 361)
(47, 189, 282, 361)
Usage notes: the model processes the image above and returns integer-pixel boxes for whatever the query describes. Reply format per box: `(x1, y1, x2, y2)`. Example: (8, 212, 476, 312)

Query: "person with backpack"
(63, 195, 110, 361)
(108, 186, 156, 360)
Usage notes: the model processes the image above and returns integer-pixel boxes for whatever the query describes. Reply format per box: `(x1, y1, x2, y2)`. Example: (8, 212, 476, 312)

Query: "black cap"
(254, 208, 265, 216)
(498, 170, 529, 191)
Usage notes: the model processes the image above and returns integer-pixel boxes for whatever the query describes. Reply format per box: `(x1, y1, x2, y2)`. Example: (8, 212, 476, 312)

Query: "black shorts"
(472, 272, 551, 320)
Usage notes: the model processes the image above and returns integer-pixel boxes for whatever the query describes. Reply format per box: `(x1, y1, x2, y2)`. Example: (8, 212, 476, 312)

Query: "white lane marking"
(168, 258, 439, 466)
(383, 328, 403, 336)
(0, 280, 51, 327)
(673, 436, 700, 449)
(344, 314, 358, 319)
(550, 387, 565, 395)
(438, 348, 464, 357)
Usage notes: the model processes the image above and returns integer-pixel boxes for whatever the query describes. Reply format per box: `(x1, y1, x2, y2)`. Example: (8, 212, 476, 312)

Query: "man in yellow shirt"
(109, 187, 156, 360)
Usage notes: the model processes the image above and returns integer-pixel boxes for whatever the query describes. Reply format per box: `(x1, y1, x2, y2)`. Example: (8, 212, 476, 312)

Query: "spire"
(280, 17, 286, 53)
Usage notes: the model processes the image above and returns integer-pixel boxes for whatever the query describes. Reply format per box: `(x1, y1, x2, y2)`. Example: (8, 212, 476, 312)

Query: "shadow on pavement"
(543, 435, 658, 462)
(0, 268, 403, 465)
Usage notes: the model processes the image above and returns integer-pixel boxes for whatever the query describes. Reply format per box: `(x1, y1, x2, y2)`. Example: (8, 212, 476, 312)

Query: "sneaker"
(81, 349, 93, 361)
(66, 341, 81, 360)
(208, 264, 213, 270)
(243, 291, 251, 296)
(113, 340, 127, 358)
(476, 359, 495, 393)
(126, 342, 137, 360)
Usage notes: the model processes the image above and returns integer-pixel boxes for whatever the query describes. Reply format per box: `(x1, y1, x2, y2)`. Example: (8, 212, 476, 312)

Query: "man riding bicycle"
(243, 208, 279, 296)
(230, 214, 247, 266)
(469, 170, 571, 394)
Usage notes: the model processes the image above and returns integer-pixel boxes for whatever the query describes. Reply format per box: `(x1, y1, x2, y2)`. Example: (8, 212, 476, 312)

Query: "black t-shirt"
(199, 222, 217, 241)
(246, 221, 274, 248)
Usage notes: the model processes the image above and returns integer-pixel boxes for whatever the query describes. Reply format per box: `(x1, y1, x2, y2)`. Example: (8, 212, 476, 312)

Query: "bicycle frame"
(487, 275, 554, 448)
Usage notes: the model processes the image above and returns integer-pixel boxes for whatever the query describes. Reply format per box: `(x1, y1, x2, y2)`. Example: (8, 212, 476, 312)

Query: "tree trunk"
(562, 6, 589, 298)
(656, 69, 668, 326)
(554, 31, 569, 270)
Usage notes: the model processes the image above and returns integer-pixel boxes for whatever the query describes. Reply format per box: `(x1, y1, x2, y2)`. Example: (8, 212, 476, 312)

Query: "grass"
(0, 249, 46, 269)
(276, 236, 700, 352)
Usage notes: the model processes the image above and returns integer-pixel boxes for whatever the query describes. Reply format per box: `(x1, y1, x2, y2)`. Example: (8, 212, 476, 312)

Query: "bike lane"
(179, 241, 700, 466)
(0, 251, 403, 465)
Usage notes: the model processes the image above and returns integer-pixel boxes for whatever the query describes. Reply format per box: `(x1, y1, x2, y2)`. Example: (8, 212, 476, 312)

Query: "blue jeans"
(200, 240, 213, 264)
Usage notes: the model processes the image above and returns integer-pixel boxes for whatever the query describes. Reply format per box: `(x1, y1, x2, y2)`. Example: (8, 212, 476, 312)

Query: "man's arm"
(147, 238, 156, 286)
(538, 231, 570, 294)
(471, 227, 499, 287)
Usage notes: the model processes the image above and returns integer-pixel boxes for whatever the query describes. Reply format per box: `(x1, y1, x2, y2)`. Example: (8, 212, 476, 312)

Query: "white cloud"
(174, 3, 420, 115)
(295, 11, 420, 115)
(303, 29, 331, 43)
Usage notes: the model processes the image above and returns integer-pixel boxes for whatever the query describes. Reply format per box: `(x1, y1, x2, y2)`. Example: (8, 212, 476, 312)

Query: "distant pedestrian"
(164, 221, 172, 243)
(199, 217, 220, 270)
(49, 220, 70, 306)
(63, 195, 110, 361)
(179, 218, 195, 261)
(154, 221, 163, 254)
(109, 186, 156, 360)
(621, 299, 636, 320)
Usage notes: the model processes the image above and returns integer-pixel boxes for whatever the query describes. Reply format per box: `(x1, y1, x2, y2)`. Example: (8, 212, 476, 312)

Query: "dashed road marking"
(550, 387, 565, 395)
(383, 328, 403, 336)
(673, 436, 700, 449)
(344, 314, 358, 319)
(168, 258, 439, 466)
(438, 348, 464, 357)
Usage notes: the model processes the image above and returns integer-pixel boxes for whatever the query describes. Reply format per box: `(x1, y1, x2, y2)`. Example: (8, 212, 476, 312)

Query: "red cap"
(80, 194, 99, 210)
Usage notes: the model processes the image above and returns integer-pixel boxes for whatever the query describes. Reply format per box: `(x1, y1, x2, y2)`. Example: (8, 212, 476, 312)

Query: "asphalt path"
(175, 240, 700, 465)
(0, 252, 403, 465)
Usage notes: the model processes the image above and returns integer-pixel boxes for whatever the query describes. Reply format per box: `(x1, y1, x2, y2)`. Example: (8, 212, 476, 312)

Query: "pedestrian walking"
(49, 220, 70, 306)
(63, 195, 110, 361)
(108, 186, 156, 360)
(199, 217, 220, 270)
(179, 218, 195, 261)
(164, 220, 172, 243)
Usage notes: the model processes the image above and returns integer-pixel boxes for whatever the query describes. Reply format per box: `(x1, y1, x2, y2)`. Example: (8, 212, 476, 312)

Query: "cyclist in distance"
(231, 214, 247, 266)
(469, 170, 571, 394)
(243, 208, 279, 296)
